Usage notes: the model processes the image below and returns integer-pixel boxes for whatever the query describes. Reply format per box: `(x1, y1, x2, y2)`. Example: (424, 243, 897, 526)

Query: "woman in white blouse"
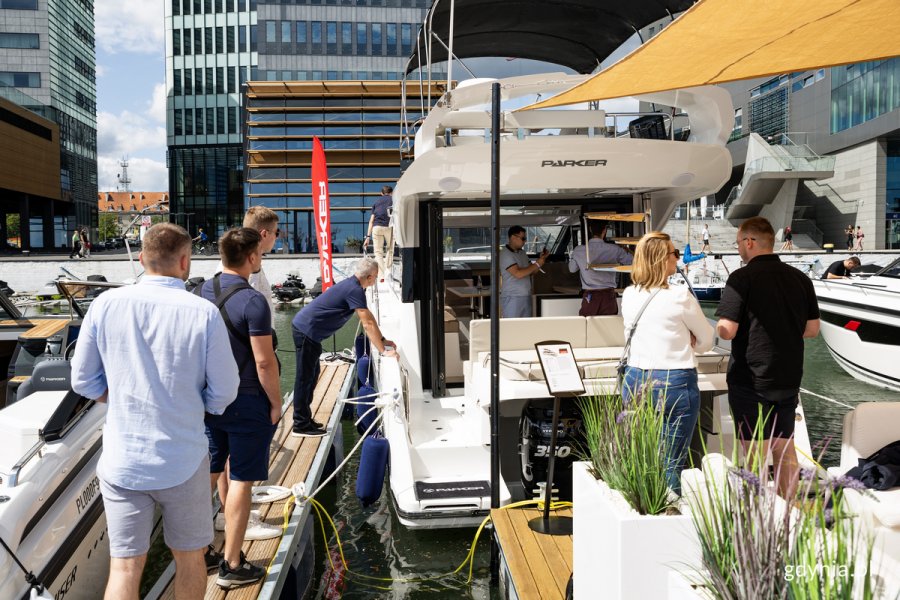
(621, 231, 714, 494)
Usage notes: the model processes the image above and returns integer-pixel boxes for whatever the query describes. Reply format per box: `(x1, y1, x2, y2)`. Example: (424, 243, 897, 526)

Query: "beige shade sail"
(525, 0, 900, 109)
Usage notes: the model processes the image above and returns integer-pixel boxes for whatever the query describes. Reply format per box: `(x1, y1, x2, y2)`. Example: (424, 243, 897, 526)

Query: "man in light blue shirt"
(568, 220, 633, 315)
(72, 223, 239, 599)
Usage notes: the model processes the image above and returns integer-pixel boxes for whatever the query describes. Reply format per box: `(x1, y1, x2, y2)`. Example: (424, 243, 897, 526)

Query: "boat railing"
(5, 440, 44, 488)
(434, 110, 685, 147)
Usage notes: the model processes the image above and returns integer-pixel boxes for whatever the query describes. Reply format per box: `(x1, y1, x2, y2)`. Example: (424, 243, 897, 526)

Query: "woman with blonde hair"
(620, 231, 714, 494)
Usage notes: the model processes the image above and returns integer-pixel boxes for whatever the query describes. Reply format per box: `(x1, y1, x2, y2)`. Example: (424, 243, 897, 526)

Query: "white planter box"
(668, 570, 711, 600)
(573, 461, 701, 600)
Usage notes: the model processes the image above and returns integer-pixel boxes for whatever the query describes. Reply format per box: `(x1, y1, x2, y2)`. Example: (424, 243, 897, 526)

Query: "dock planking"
(491, 507, 573, 600)
(155, 361, 350, 600)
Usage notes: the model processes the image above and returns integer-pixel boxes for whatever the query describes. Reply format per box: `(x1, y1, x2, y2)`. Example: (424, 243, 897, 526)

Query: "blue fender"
(356, 384, 378, 435)
(355, 433, 389, 507)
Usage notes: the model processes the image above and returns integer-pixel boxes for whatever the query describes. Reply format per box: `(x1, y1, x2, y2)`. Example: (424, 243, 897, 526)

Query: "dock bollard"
(823, 243, 834, 253)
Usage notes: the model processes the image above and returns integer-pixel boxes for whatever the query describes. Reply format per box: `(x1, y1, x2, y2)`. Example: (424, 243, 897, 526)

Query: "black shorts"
(728, 384, 799, 440)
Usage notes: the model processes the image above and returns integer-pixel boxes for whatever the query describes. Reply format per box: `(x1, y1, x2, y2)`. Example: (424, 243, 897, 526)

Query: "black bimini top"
(405, 0, 695, 75)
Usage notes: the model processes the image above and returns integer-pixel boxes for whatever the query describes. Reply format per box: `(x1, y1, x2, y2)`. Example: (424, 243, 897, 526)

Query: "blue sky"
(94, 0, 167, 192)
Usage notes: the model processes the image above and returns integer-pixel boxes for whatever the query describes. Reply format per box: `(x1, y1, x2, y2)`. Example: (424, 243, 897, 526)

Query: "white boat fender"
(355, 432, 389, 507)
(251, 485, 292, 503)
(30, 586, 53, 600)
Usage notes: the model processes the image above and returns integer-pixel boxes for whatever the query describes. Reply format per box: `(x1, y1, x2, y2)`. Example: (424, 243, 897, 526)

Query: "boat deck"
(492, 507, 573, 600)
(151, 361, 351, 600)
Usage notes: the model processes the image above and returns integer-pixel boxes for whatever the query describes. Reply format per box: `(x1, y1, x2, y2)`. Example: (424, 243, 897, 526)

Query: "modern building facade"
(165, 0, 429, 240)
(243, 79, 436, 253)
(723, 59, 900, 250)
(0, 0, 97, 252)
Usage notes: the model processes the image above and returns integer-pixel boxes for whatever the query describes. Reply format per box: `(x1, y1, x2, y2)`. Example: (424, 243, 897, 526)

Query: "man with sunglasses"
(568, 220, 633, 315)
(500, 225, 549, 318)
(715, 216, 820, 499)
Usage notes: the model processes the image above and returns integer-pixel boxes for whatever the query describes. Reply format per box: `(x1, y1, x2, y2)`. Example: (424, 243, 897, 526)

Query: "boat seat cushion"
(839, 403, 900, 473)
(585, 316, 626, 347)
(468, 316, 589, 362)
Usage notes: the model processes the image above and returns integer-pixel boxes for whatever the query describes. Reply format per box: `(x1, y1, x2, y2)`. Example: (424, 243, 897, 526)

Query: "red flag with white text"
(312, 136, 333, 292)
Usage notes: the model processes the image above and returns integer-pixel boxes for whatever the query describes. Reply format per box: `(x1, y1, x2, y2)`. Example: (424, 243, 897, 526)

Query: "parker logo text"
(541, 159, 607, 167)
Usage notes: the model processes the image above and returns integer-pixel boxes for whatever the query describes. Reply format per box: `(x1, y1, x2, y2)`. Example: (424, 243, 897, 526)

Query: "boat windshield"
(441, 206, 581, 257)
(57, 280, 123, 318)
(875, 257, 900, 279)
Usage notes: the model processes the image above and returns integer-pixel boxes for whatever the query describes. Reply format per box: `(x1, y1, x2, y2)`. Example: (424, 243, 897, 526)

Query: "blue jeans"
(292, 329, 322, 429)
(622, 366, 700, 494)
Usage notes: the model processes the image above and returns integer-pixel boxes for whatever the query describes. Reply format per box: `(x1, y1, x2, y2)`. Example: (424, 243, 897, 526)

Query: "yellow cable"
(294, 494, 572, 586)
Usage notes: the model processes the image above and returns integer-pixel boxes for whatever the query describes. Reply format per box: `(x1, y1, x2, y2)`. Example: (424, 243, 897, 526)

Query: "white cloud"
(148, 82, 167, 124)
(94, 0, 164, 54)
(96, 64, 107, 78)
(97, 109, 166, 157)
(98, 155, 168, 192)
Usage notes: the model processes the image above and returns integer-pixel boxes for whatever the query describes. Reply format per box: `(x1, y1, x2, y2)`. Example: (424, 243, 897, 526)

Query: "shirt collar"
(748, 253, 781, 264)
(140, 275, 188, 289)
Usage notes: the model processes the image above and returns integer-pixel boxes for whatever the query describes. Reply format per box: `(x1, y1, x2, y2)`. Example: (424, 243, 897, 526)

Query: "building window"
(239, 25, 246, 52)
(386, 23, 397, 55)
(173, 68, 182, 95)
(174, 109, 183, 135)
(183, 29, 191, 55)
(184, 69, 192, 95)
(341, 21, 351, 54)
(185, 108, 194, 135)
(215, 26, 223, 53)
(217, 107, 225, 133)
(0, 32, 39, 49)
(196, 108, 204, 135)
(216, 67, 224, 93)
(311, 21, 322, 47)
(193, 27, 202, 53)
(371, 23, 382, 55)
(173, 29, 181, 55)
(193, 0, 200, 12)
(206, 108, 214, 134)
(228, 106, 237, 134)
(401, 23, 411, 55)
(831, 58, 900, 133)
(226, 26, 235, 52)
(250, 24, 257, 51)
(204, 0, 211, 13)
(205, 27, 212, 54)
(205, 66, 213, 94)
(215, 0, 222, 11)
(296, 20, 307, 43)
(281, 21, 291, 43)
(0, 0, 38, 7)
(729, 107, 742, 142)
(356, 23, 366, 50)
(326, 21, 336, 53)
(266, 21, 276, 43)
(228, 67, 236, 93)
(0, 71, 40, 87)
(182, 0, 191, 14)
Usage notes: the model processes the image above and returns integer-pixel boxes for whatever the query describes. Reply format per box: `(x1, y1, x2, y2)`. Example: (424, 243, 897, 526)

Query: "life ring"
(251, 485, 292, 503)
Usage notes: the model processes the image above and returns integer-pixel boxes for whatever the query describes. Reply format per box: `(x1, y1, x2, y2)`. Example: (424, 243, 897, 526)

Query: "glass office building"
(831, 58, 900, 134)
(0, 0, 97, 250)
(165, 0, 429, 238)
(243, 80, 437, 253)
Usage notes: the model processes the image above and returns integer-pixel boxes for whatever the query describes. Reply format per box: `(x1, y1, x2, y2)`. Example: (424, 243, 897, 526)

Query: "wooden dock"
(491, 507, 573, 600)
(149, 360, 352, 600)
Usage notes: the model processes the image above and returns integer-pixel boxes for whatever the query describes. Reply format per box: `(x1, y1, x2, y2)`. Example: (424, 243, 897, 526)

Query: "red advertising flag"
(311, 136, 334, 292)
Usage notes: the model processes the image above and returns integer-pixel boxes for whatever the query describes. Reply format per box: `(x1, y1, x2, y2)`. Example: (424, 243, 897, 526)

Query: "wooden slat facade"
(491, 507, 573, 600)
(156, 361, 350, 600)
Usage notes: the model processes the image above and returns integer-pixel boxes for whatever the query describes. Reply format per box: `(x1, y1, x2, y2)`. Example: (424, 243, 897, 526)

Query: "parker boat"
(358, 68, 745, 528)
(813, 257, 900, 392)
(0, 280, 118, 600)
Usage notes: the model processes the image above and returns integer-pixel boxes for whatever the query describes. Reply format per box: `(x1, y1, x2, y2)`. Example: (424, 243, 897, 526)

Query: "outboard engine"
(519, 398, 585, 502)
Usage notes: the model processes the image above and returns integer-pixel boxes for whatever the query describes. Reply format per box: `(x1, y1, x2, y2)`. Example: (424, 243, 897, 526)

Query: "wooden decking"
(491, 507, 573, 600)
(154, 361, 351, 600)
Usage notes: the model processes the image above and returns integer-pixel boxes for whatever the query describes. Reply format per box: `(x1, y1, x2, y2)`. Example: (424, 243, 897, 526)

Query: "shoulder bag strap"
(620, 288, 662, 368)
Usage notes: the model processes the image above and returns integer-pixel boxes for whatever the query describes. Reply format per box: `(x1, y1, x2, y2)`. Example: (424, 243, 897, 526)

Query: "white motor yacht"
(363, 72, 742, 528)
(0, 280, 118, 600)
(813, 257, 900, 392)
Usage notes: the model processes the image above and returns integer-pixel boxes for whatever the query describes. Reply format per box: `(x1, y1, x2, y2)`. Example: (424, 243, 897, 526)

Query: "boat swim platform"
(148, 360, 352, 600)
(492, 507, 573, 600)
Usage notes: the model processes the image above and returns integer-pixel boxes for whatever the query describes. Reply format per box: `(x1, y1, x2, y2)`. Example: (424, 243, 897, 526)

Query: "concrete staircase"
(663, 218, 821, 251)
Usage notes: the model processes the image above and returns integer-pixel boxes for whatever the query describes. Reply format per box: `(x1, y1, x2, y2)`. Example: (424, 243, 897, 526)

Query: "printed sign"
(534, 341, 585, 396)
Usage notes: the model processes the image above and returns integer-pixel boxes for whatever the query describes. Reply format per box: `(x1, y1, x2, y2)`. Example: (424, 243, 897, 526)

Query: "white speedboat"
(813, 257, 900, 391)
(363, 71, 740, 528)
(0, 280, 118, 600)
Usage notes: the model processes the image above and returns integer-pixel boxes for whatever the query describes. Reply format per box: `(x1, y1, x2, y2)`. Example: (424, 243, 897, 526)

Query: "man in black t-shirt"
(715, 217, 820, 499)
(364, 185, 394, 278)
(821, 256, 861, 279)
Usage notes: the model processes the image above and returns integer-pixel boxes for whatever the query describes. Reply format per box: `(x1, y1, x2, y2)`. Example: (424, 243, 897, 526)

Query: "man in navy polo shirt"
(291, 257, 397, 437)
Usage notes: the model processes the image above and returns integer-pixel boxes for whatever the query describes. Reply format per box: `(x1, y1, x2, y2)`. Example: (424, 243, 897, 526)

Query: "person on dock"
(846, 225, 855, 250)
(69, 227, 82, 259)
(363, 185, 394, 279)
(821, 256, 861, 279)
(500, 225, 548, 318)
(854, 225, 865, 251)
(196, 227, 282, 589)
(80, 226, 91, 258)
(71, 223, 240, 599)
(621, 231, 713, 494)
(291, 257, 397, 437)
(715, 216, 820, 500)
(700, 223, 711, 254)
(779, 226, 794, 251)
(567, 220, 632, 316)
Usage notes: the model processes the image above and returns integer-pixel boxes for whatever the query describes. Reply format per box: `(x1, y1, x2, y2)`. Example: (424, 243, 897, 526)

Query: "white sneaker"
(214, 509, 261, 532)
(244, 515, 282, 541)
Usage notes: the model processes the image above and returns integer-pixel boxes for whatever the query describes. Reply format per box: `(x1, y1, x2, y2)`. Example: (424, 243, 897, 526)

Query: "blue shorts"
(100, 456, 213, 557)
(206, 393, 276, 482)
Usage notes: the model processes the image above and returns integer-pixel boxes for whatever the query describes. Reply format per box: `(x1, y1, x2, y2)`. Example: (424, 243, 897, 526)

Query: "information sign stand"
(528, 340, 585, 536)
